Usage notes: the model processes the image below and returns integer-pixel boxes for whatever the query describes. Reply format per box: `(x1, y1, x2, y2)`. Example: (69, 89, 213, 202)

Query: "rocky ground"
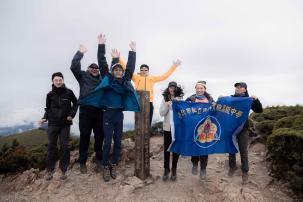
(0, 136, 298, 202)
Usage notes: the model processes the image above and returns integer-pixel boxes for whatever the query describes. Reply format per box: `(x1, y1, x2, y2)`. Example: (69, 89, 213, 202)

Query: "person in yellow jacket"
(118, 57, 181, 125)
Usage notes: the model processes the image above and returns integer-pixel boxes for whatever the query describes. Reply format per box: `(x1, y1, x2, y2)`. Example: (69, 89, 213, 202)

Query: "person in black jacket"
(70, 34, 106, 173)
(40, 72, 78, 181)
(186, 80, 215, 181)
(228, 82, 263, 184)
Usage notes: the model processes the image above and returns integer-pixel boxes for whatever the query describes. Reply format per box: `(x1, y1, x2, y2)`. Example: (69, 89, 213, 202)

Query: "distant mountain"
(0, 122, 42, 136)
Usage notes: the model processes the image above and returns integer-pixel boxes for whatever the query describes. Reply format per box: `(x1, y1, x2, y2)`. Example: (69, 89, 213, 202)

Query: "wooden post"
(134, 91, 150, 180)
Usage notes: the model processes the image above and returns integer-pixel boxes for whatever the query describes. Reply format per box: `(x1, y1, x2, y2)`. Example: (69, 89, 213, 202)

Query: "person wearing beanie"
(39, 72, 78, 181)
(186, 80, 215, 181)
(159, 81, 184, 181)
(81, 41, 139, 182)
(69, 34, 107, 174)
(118, 58, 182, 126)
(227, 82, 263, 184)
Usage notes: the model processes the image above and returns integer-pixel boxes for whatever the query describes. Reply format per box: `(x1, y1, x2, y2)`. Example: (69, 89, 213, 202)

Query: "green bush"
(123, 130, 136, 140)
(28, 144, 48, 170)
(274, 115, 303, 131)
(151, 121, 163, 135)
(254, 120, 275, 142)
(251, 105, 303, 122)
(0, 136, 83, 174)
(0, 146, 30, 173)
(267, 128, 303, 194)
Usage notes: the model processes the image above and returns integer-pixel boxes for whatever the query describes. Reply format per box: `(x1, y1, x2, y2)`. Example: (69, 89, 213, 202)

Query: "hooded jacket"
(81, 45, 140, 112)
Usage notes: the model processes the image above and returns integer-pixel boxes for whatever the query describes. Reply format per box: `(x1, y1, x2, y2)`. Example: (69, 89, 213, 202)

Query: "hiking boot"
(103, 166, 110, 182)
(192, 163, 198, 175)
(96, 160, 103, 172)
(228, 167, 237, 177)
(60, 171, 67, 180)
(242, 172, 248, 185)
(80, 164, 87, 174)
(200, 169, 206, 180)
(109, 164, 117, 179)
(162, 168, 170, 181)
(45, 170, 54, 181)
(171, 168, 177, 181)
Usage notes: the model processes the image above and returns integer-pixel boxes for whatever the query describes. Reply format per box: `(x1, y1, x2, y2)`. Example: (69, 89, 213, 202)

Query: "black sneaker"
(192, 164, 198, 175)
(103, 166, 110, 182)
(80, 164, 87, 174)
(162, 168, 170, 181)
(45, 171, 54, 181)
(60, 171, 67, 180)
(109, 164, 117, 179)
(171, 168, 177, 181)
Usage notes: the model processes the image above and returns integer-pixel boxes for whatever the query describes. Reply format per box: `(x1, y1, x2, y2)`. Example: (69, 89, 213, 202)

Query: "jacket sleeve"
(42, 94, 51, 120)
(159, 98, 170, 117)
(152, 65, 176, 83)
(70, 51, 84, 82)
(124, 51, 136, 81)
(69, 90, 79, 118)
(98, 44, 109, 78)
(119, 57, 136, 82)
(251, 98, 263, 113)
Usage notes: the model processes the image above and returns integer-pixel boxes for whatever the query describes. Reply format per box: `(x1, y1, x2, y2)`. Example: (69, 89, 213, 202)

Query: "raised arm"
(251, 96, 263, 113)
(70, 44, 87, 82)
(97, 34, 109, 78)
(152, 59, 181, 82)
(117, 57, 138, 81)
(124, 41, 136, 81)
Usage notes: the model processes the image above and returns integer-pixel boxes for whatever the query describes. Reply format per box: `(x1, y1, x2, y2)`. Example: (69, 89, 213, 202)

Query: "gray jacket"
(70, 51, 101, 105)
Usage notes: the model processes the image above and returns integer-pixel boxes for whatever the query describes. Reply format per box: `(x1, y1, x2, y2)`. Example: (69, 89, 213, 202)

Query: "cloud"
(0, 0, 302, 132)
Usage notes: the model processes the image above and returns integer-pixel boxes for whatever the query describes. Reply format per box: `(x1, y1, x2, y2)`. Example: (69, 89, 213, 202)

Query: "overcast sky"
(0, 0, 302, 134)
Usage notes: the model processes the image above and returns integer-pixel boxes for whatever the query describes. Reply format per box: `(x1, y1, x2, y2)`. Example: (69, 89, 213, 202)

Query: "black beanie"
(52, 72, 64, 80)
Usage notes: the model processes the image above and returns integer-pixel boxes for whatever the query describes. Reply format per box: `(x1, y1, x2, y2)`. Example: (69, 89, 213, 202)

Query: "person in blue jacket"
(81, 40, 139, 182)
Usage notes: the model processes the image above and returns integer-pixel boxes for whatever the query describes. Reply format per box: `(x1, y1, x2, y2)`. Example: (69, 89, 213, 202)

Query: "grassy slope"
(0, 129, 48, 148)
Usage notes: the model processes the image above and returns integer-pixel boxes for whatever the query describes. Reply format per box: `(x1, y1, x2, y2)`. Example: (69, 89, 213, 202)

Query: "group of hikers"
(39, 33, 263, 185)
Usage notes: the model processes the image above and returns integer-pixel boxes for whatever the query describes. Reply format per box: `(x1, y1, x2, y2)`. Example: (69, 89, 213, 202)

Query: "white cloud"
(0, 0, 302, 132)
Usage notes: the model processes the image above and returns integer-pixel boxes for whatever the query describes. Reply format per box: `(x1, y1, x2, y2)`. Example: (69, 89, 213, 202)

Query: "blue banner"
(169, 96, 253, 156)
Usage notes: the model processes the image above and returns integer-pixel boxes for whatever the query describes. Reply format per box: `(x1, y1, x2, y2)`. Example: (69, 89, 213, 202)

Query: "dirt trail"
(0, 136, 295, 202)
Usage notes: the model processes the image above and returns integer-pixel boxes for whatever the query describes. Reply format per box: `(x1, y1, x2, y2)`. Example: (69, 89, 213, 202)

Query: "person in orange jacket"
(119, 59, 181, 125)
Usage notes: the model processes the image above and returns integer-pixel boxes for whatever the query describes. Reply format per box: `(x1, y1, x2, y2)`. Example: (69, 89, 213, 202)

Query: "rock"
(13, 168, 40, 191)
(220, 177, 230, 183)
(69, 150, 79, 169)
(223, 186, 265, 202)
(47, 180, 61, 192)
(123, 176, 144, 189)
(150, 143, 163, 156)
(250, 143, 266, 153)
(120, 138, 135, 163)
(204, 181, 224, 194)
(144, 177, 154, 186)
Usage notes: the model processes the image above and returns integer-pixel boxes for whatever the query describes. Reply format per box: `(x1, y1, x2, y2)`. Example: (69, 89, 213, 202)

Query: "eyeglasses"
(90, 67, 99, 70)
